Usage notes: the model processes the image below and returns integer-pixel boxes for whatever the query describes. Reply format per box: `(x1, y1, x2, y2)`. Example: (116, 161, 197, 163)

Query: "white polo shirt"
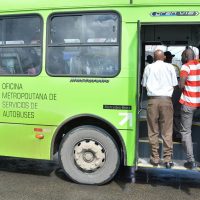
(142, 60, 178, 97)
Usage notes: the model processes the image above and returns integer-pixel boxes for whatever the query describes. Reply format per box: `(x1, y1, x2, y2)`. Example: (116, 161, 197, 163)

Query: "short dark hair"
(164, 51, 175, 57)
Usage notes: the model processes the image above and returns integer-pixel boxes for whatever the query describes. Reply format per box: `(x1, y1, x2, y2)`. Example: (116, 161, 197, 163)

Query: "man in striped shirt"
(179, 47, 200, 169)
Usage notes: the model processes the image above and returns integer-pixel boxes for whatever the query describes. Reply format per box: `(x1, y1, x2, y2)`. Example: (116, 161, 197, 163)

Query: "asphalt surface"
(0, 156, 199, 200)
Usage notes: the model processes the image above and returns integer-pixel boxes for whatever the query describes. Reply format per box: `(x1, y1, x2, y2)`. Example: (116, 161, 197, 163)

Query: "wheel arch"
(51, 114, 127, 165)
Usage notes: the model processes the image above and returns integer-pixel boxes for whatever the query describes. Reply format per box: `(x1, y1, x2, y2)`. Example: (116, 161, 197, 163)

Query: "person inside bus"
(145, 55, 153, 66)
(164, 51, 180, 77)
(141, 49, 178, 169)
(22, 54, 37, 75)
(164, 51, 182, 142)
(47, 50, 66, 75)
(26, 66, 37, 75)
(179, 47, 200, 169)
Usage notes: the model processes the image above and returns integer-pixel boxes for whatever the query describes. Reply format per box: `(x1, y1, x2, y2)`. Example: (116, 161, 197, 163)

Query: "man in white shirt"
(142, 50, 178, 168)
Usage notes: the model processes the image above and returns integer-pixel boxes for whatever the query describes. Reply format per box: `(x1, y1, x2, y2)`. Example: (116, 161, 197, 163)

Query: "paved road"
(0, 156, 199, 200)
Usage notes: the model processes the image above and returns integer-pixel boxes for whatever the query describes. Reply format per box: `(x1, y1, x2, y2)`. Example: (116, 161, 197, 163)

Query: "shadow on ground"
(134, 168, 200, 194)
(0, 156, 200, 191)
(0, 156, 58, 176)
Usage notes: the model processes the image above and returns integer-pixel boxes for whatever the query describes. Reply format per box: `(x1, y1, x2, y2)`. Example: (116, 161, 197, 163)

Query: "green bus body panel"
(133, 0, 200, 5)
(0, 0, 199, 12)
(0, 0, 130, 12)
(0, 123, 56, 159)
(0, 3, 199, 166)
(0, 75, 137, 163)
(123, 6, 200, 23)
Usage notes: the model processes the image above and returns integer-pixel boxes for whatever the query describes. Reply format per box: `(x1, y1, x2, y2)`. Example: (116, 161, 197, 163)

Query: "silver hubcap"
(74, 140, 106, 172)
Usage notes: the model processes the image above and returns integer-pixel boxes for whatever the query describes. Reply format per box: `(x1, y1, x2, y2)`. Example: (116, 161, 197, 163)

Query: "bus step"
(138, 158, 200, 170)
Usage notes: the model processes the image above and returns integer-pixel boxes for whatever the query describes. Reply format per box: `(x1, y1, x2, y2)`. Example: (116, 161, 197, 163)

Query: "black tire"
(59, 125, 120, 185)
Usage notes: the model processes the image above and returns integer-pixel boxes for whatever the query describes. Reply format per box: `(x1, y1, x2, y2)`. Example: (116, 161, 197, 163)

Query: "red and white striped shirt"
(179, 60, 200, 107)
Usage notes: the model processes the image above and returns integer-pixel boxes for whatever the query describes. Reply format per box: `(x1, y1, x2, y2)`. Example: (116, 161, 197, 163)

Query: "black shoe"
(150, 159, 160, 166)
(184, 161, 197, 169)
(164, 162, 174, 169)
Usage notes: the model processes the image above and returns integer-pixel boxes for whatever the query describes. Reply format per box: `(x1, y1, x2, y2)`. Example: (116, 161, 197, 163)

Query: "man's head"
(154, 50, 165, 61)
(181, 47, 195, 64)
(164, 51, 175, 63)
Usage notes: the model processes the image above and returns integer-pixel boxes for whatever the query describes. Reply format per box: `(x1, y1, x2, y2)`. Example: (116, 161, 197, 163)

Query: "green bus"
(0, 0, 200, 185)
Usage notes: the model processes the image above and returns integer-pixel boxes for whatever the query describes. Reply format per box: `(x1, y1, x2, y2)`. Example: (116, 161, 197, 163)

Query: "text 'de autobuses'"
(1, 82, 57, 119)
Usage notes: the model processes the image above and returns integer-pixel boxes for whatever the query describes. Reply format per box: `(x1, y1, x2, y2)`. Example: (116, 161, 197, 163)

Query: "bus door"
(137, 23, 200, 170)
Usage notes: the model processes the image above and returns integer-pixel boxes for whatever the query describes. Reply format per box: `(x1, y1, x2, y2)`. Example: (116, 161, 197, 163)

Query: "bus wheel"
(59, 125, 120, 185)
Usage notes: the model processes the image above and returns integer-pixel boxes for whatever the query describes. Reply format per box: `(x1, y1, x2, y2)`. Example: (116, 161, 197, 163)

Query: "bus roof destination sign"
(151, 11, 199, 17)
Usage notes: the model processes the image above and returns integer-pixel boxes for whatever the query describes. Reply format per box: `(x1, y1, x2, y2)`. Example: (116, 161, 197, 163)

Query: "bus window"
(50, 15, 81, 44)
(50, 14, 118, 44)
(0, 16, 42, 75)
(47, 12, 119, 77)
(85, 14, 118, 43)
(5, 17, 41, 45)
(47, 46, 118, 76)
(0, 47, 41, 75)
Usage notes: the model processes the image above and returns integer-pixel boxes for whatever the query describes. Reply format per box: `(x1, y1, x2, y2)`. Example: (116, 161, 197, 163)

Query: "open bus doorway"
(138, 24, 200, 170)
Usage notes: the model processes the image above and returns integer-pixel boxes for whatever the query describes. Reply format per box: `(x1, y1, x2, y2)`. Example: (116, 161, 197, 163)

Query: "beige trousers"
(147, 97, 173, 163)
